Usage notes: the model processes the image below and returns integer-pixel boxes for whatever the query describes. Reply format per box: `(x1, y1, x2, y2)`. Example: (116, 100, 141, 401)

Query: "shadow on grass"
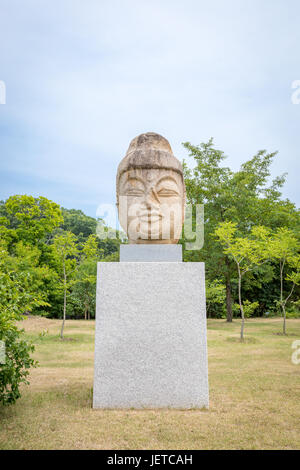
(226, 336, 259, 344)
(25, 333, 94, 345)
(273, 332, 298, 337)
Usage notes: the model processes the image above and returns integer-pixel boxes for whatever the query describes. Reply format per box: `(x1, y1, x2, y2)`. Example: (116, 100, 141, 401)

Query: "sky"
(0, 0, 299, 223)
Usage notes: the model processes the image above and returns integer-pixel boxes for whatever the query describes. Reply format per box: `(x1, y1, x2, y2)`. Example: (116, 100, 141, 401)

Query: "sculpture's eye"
(157, 188, 179, 197)
(126, 188, 144, 196)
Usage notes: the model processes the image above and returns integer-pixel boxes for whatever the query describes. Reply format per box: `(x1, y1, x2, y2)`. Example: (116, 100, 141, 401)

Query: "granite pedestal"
(120, 244, 182, 262)
(93, 246, 209, 409)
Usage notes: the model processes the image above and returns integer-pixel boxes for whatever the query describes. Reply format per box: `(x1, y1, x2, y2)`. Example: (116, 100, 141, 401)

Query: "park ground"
(0, 316, 299, 450)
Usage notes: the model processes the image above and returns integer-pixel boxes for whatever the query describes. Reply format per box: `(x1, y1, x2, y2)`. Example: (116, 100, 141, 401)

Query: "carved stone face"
(116, 132, 186, 244)
(118, 168, 184, 244)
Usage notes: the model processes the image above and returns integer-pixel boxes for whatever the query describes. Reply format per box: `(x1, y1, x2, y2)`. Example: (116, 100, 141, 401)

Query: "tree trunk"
(60, 262, 67, 339)
(225, 258, 233, 322)
(282, 304, 286, 335)
(238, 266, 244, 341)
(207, 306, 211, 318)
(280, 260, 286, 335)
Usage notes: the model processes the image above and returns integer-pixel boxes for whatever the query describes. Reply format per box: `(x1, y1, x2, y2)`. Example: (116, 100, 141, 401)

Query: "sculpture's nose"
(144, 186, 160, 209)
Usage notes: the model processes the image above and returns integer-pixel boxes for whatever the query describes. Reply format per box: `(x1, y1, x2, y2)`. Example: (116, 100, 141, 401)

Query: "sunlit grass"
(0, 316, 299, 449)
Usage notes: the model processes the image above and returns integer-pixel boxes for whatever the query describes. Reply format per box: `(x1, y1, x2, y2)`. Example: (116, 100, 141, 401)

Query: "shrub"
(0, 242, 39, 406)
(0, 323, 37, 405)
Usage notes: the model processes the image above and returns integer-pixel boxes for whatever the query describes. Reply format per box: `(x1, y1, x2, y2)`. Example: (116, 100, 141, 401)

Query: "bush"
(0, 242, 39, 406)
(0, 324, 37, 405)
(206, 279, 226, 318)
(286, 300, 300, 318)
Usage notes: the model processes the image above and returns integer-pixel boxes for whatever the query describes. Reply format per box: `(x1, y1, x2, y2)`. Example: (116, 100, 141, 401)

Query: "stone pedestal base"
(120, 244, 182, 262)
(93, 262, 209, 409)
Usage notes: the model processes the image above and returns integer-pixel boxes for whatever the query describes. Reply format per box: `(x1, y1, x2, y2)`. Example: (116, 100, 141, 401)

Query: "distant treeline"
(0, 139, 299, 323)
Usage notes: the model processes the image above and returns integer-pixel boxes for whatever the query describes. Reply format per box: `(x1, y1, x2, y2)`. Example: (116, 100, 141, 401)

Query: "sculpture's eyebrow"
(125, 176, 145, 187)
(155, 175, 179, 187)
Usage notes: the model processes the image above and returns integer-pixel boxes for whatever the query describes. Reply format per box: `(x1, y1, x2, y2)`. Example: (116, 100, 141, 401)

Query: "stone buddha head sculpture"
(116, 132, 186, 244)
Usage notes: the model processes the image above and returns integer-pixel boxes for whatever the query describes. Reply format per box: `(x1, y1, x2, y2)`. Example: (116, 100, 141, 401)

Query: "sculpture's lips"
(139, 212, 162, 223)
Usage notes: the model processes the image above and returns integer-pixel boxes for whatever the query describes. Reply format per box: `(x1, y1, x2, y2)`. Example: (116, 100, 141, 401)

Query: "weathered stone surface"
(120, 244, 182, 262)
(93, 262, 209, 409)
(116, 132, 186, 244)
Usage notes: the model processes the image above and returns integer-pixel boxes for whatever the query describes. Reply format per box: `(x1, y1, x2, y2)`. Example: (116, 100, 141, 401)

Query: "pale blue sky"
(0, 0, 299, 220)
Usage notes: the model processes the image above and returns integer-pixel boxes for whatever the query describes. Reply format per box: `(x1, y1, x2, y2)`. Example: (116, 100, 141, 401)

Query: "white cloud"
(0, 0, 299, 215)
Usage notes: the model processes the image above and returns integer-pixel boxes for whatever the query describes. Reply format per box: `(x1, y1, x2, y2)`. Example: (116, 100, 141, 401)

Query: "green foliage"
(52, 231, 79, 269)
(0, 326, 36, 406)
(82, 234, 101, 260)
(0, 195, 121, 319)
(7, 242, 52, 311)
(0, 242, 49, 320)
(182, 138, 299, 321)
(51, 231, 79, 338)
(70, 235, 101, 320)
(3, 195, 63, 245)
(286, 256, 300, 286)
(71, 259, 97, 320)
(0, 134, 298, 359)
(269, 228, 299, 264)
(286, 299, 300, 318)
(102, 251, 119, 262)
(60, 208, 97, 244)
(0, 195, 124, 405)
(215, 222, 271, 339)
(214, 222, 271, 270)
(268, 228, 300, 334)
(0, 242, 39, 405)
(237, 300, 259, 318)
(206, 279, 226, 318)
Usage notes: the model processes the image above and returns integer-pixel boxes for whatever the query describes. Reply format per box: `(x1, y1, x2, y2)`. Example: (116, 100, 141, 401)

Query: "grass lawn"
(0, 316, 299, 450)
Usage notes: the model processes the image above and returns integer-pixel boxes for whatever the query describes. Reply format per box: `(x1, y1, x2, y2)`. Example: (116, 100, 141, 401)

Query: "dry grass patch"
(0, 317, 299, 449)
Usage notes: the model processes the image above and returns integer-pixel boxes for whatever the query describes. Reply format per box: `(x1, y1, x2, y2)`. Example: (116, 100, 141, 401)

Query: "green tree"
(60, 208, 98, 243)
(182, 139, 235, 320)
(0, 241, 43, 405)
(269, 228, 300, 334)
(52, 232, 78, 338)
(3, 195, 63, 246)
(60, 207, 122, 257)
(82, 234, 99, 259)
(215, 222, 271, 340)
(205, 279, 226, 318)
(7, 242, 53, 312)
(72, 235, 102, 320)
(182, 139, 296, 321)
